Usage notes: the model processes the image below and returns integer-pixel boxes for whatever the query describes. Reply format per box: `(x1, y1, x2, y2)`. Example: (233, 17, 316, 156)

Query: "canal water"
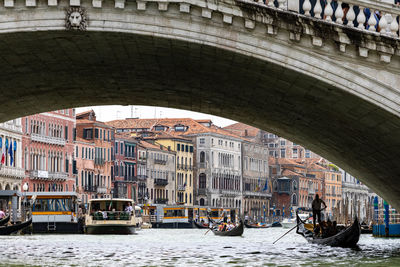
(1, 228, 400, 266)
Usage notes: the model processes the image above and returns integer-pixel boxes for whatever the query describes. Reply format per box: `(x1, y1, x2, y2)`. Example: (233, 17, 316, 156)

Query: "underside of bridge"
(0, 30, 399, 209)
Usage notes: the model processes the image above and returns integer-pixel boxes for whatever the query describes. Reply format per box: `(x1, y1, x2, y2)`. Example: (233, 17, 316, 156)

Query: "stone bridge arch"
(0, 0, 399, 208)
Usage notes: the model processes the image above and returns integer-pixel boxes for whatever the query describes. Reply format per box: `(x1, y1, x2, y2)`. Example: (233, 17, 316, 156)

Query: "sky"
(76, 105, 237, 127)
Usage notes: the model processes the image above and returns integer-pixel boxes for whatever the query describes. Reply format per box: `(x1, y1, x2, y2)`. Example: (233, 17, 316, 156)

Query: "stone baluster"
(314, 0, 322, 19)
(324, 0, 333, 22)
(389, 14, 399, 37)
(346, 4, 355, 27)
(379, 12, 388, 34)
(277, 0, 286, 9)
(303, 0, 312, 16)
(267, 0, 274, 8)
(367, 9, 377, 32)
(335, 1, 344, 24)
(357, 7, 366, 29)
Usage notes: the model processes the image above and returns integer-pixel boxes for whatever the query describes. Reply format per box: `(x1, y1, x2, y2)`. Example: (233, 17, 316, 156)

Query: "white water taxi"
(84, 198, 139, 234)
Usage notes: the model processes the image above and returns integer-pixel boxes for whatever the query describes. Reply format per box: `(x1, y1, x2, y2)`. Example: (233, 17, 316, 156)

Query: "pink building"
(21, 109, 76, 192)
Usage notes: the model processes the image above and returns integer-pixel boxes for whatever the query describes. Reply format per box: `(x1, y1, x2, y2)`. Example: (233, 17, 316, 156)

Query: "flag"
(1, 139, 5, 165)
(262, 179, 268, 191)
(13, 140, 16, 151)
(8, 141, 13, 166)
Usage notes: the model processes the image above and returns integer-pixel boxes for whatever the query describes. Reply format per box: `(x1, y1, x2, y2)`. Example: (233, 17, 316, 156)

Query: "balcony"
(138, 157, 147, 164)
(198, 162, 206, 169)
(97, 186, 107, 194)
(137, 175, 148, 180)
(154, 159, 167, 165)
(243, 190, 272, 198)
(94, 158, 105, 165)
(84, 185, 97, 192)
(125, 155, 136, 160)
(155, 198, 168, 204)
(154, 178, 168, 186)
(177, 185, 186, 191)
(0, 166, 24, 179)
(31, 133, 66, 146)
(197, 188, 207, 195)
(308, 189, 316, 195)
(30, 170, 68, 180)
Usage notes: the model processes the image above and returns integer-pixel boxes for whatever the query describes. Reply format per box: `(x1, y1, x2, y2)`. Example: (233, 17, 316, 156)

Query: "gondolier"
(312, 194, 326, 228)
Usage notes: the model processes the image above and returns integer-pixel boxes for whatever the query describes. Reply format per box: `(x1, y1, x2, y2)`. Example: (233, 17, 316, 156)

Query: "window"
(115, 142, 118, 154)
(94, 128, 99, 138)
(75, 146, 79, 158)
(199, 138, 205, 145)
(190, 146, 193, 153)
(154, 126, 165, 131)
(280, 148, 286, 158)
(280, 140, 286, 146)
(120, 143, 123, 155)
(65, 126, 68, 141)
(83, 129, 93, 139)
(185, 145, 188, 152)
(177, 144, 180, 151)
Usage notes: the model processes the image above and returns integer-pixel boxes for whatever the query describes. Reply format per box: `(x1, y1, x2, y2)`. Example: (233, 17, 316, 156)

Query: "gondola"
(244, 221, 270, 229)
(194, 220, 209, 229)
(0, 215, 10, 226)
(296, 213, 360, 247)
(0, 218, 32, 235)
(212, 220, 244, 236)
(271, 221, 282, 227)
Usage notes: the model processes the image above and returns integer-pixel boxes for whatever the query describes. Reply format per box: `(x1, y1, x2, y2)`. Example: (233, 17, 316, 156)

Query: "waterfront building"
(75, 110, 113, 204)
(263, 133, 319, 159)
(340, 169, 370, 223)
(106, 118, 243, 212)
(113, 133, 138, 200)
(223, 123, 272, 220)
(136, 143, 148, 204)
(137, 139, 176, 205)
(22, 109, 75, 193)
(151, 133, 194, 206)
(323, 165, 342, 219)
(0, 119, 24, 191)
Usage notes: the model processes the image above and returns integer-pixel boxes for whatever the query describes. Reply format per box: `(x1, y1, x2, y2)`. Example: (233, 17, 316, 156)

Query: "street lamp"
(22, 182, 28, 221)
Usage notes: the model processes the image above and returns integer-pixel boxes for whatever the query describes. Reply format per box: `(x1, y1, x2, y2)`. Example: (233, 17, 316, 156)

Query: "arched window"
(200, 151, 205, 163)
(199, 173, 206, 189)
(200, 198, 205, 206)
(292, 180, 297, 191)
(292, 194, 297, 205)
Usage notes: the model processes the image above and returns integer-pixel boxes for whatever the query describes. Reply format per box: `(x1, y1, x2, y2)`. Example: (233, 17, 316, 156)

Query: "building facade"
(0, 119, 24, 191)
(75, 110, 113, 204)
(113, 134, 138, 201)
(242, 140, 271, 221)
(22, 109, 76, 193)
(155, 136, 194, 206)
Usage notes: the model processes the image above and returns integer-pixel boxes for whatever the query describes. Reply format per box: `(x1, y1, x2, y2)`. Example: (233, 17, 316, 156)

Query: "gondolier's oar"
(273, 207, 326, 244)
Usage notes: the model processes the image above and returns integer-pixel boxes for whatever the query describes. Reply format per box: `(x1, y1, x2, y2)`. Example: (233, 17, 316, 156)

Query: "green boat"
(85, 198, 140, 235)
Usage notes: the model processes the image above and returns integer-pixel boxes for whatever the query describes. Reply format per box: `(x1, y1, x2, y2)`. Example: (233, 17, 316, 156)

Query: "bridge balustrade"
(243, 0, 400, 38)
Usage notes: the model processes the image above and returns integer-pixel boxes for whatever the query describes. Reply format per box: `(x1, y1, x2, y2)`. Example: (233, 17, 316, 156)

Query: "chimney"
(244, 129, 248, 136)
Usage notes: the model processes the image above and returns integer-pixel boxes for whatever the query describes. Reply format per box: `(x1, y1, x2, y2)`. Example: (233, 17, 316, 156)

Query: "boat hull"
(85, 224, 135, 235)
(151, 222, 194, 229)
(281, 222, 296, 228)
(296, 214, 360, 248)
(31, 222, 82, 234)
(0, 218, 32, 235)
(244, 222, 270, 229)
(194, 221, 209, 229)
(212, 222, 244, 236)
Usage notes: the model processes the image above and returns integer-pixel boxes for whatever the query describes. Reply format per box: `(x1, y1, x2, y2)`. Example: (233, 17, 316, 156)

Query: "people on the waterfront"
(0, 209, 5, 219)
(125, 202, 133, 213)
(312, 194, 326, 228)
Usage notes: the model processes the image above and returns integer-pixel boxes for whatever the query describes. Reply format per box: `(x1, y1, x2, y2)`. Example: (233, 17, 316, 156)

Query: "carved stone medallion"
(66, 7, 87, 30)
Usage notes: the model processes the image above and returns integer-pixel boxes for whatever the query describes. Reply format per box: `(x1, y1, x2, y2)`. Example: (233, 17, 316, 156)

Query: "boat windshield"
(32, 198, 73, 212)
(89, 200, 132, 213)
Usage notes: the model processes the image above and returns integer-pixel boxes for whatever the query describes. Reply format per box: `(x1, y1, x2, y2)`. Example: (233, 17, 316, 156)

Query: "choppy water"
(1, 228, 400, 266)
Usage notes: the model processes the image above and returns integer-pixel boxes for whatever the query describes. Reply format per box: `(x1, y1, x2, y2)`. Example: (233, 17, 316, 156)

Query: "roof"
(137, 140, 175, 153)
(106, 118, 244, 140)
(281, 169, 303, 177)
(223, 122, 261, 138)
(76, 109, 94, 117)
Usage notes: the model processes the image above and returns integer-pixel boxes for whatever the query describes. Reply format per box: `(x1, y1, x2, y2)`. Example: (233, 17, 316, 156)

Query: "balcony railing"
(31, 133, 66, 146)
(30, 170, 68, 180)
(137, 175, 148, 180)
(94, 158, 105, 165)
(97, 186, 107, 194)
(177, 185, 186, 191)
(154, 178, 168, 186)
(155, 198, 168, 204)
(197, 188, 207, 195)
(154, 159, 167, 165)
(198, 162, 206, 169)
(84, 185, 97, 192)
(125, 155, 136, 160)
(243, 191, 272, 198)
(308, 189, 316, 195)
(0, 166, 24, 179)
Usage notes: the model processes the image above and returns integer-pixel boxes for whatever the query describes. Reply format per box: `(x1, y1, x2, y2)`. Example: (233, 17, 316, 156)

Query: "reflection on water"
(1, 228, 400, 266)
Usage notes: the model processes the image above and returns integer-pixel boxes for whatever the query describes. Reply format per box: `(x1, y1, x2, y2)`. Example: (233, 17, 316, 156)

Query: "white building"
(340, 169, 371, 222)
(0, 119, 24, 192)
(192, 132, 243, 211)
